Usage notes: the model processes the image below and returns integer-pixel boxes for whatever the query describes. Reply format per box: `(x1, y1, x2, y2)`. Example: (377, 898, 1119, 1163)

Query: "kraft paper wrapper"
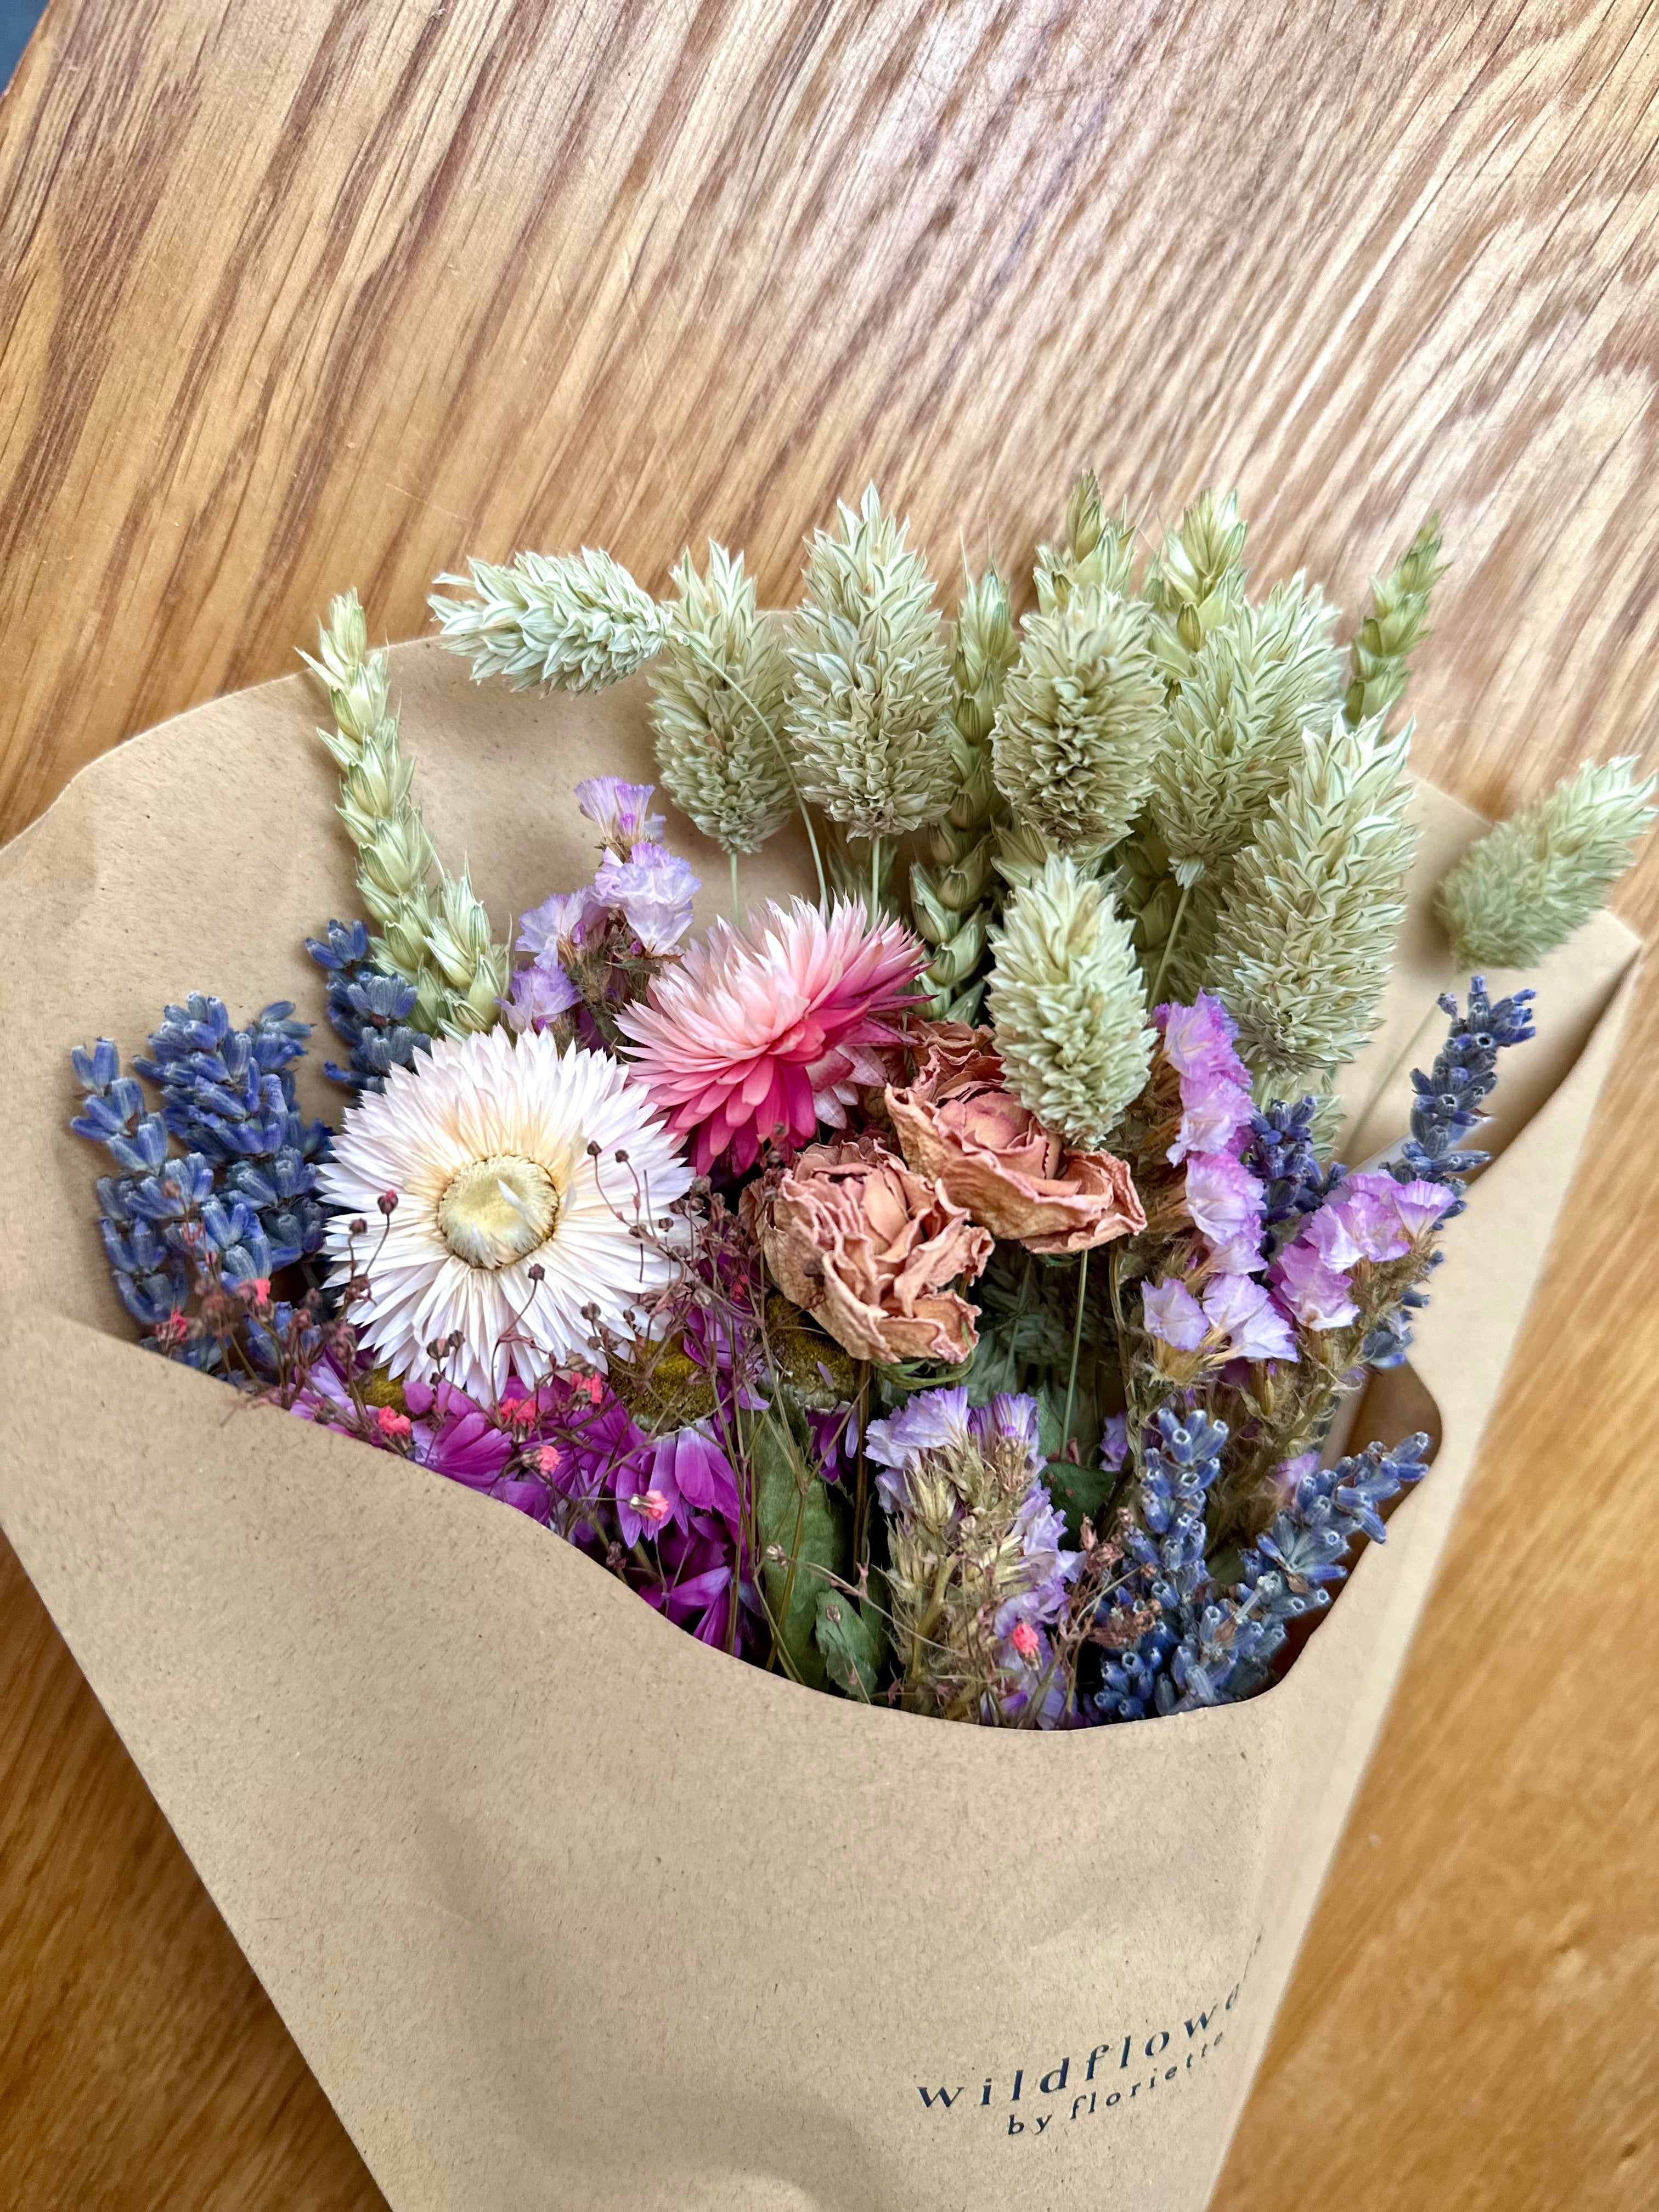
(0, 643, 1638, 2212)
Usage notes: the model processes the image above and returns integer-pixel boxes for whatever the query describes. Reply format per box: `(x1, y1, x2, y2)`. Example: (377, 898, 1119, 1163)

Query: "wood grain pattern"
(1, 0, 1656, 2205)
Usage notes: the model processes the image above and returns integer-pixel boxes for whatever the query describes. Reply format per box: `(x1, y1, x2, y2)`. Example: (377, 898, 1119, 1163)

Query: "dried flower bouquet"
(70, 477, 1652, 1732)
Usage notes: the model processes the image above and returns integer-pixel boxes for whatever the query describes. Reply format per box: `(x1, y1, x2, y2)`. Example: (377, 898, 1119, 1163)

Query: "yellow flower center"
(437, 1153, 560, 1269)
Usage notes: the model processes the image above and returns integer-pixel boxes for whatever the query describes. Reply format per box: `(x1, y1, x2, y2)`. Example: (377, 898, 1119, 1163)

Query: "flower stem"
(1062, 1247, 1091, 1452)
(730, 849, 742, 925)
(869, 836, 883, 922)
(1149, 876, 1193, 1008)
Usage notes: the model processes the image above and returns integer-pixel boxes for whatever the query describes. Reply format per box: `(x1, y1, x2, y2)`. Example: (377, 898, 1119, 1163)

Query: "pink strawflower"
(1271, 1239, 1359, 1330)
(617, 898, 925, 1173)
(1181, 1151, 1266, 1272)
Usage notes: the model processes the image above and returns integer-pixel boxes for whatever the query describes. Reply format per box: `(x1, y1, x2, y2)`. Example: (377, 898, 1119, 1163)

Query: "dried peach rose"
(756, 1133, 992, 1364)
(887, 1023, 1146, 1256)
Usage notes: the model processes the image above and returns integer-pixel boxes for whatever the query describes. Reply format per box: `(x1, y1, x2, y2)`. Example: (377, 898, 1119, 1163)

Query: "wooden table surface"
(3, 2, 1657, 2206)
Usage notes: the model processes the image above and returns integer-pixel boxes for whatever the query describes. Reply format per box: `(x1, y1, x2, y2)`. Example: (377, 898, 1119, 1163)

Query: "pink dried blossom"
(617, 898, 924, 1173)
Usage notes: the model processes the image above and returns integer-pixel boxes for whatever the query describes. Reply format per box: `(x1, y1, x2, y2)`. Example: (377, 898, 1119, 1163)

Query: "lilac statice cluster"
(1090, 1412, 1431, 1721)
(71, 1001, 335, 1365)
(504, 778, 701, 1038)
(305, 918, 431, 1092)
(1394, 975, 1538, 1212)
(1139, 996, 1295, 1368)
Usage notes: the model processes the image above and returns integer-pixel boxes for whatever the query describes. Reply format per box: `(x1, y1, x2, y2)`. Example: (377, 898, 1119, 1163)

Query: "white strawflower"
(319, 1030, 692, 1400)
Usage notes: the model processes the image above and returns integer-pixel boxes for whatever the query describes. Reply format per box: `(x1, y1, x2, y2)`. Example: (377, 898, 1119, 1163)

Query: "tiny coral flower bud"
(535, 1444, 563, 1476)
(1009, 1621, 1041, 1663)
(630, 1488, 671, 1528)
(374, 1406, 412, 1442)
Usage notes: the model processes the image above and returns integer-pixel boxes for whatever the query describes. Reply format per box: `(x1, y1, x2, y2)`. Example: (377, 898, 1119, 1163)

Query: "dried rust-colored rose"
(886, 1022, 1146, 1256)
(756, 1132, 992, 1364)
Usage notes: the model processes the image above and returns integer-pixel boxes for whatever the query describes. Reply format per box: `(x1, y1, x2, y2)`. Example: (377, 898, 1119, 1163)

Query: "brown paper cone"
(0, 643, 1638, 2211)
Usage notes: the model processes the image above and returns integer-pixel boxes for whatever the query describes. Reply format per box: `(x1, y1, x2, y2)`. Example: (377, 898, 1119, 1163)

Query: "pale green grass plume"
(431, 548, 667, 692)
(1143, 488, 1249, 687)
(1434, 755, 1656, 969)
(785, 485, 957, 842)
(1343, 515, 1446, 729)
(990, 585, 1162, 853)
(304, 592, 508, 1036)
(649, 543, 794, 854)
(1207, 713, 1417, 1086)
(988, 854, 1153, 1149)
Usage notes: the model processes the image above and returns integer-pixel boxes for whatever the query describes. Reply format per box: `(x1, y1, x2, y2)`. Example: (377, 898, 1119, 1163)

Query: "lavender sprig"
(1393, 975, 1536, 1212)
(306, 918, 432, 1093)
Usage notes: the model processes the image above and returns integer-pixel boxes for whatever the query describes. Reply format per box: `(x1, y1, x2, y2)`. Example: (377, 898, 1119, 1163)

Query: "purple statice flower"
(501, 958, 582, 1032)
(1156, 994, 1256, 1166)
(1201, 1273, 1297, 1362)
(517, 885, 606, 962)
(1142, 1272, 1297, 1363)
(1301, 1175, 1409, 1268)
(1271, 1239, 1359, 1331)
(1099, 1412, 1130, 1473)
(594, 841, 701, 954)
(576, 777, 667, 854)
(866, 1385, 1042, 1513)
(1142, 1276, 1209, 1351)
(1181, 1150, 1267, 1272)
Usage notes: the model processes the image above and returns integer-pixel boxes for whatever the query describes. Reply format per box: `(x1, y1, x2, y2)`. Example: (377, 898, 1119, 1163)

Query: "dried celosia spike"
(990, 584, 1163, 853)
(988, 853, 1153, 1149)
(911, 563, 1018, 1018)
(1432, 755, 1656, 970)
(1143, 487, 1249, 684)
(1207, 713, 1417, 1087)
(649, 543, 794, 855)
(430, 546, 667, 692)
(1032, 470, 1137, 614)
(302, 591, 507, 1039)
(785, 484, 957, 841)
(1342, 514, 1446, 729)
